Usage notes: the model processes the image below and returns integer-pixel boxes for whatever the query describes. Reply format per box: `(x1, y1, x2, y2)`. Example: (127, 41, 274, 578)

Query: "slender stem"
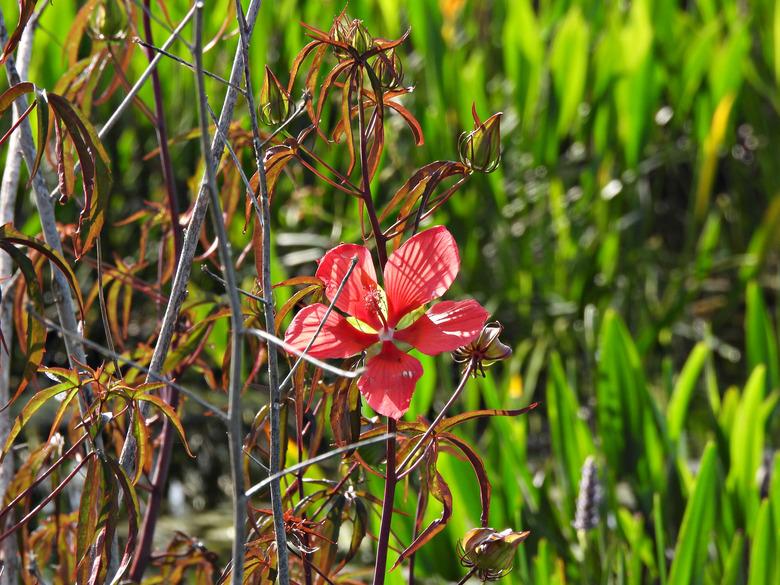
(127, 2, 194, 560)
(372, 418, 397, 585)
(456, 566, 478, 585)
(0, 433, 89, 526)
(353, 63, 395, 585)
(407, 487, 426, 585)
(397, 359, 475, 478)
(230, 0, 291, 577)
(48, 2, 200, 201)
(141, 0, 183, 256)
(117, 0, 264, 479)
(193, 5, 247, 584)
(356, 72, 387, 267)
(245, 433, 394, 497)
(0, 452, 93, 542)
(134, 38, 246, 94)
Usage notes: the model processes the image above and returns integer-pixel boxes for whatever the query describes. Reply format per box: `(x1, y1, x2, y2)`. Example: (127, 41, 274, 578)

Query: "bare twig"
(48, 2, 200, 201)
(201, 264, 266, 304)
(278, 255, 358, 394)
(243, 328, 364, 379)
(28, 309, 228, 420)
(117, 0, 264, 478)
(231, 0, 289, 577)
(245, 433, 395, 497)
(0, 16, 35, 585)
(193, 3, 247, 583)
(134, 38, 246, 94)
(397, 359, 475, 478)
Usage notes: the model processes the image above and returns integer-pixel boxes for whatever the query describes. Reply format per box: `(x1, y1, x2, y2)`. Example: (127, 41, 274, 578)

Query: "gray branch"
(117, 0, 264, 475)
(0, 16, 35, 585)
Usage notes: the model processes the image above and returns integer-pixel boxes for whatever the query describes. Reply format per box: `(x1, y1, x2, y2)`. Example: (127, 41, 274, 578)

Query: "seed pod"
(258, 66, 290, 126)
(460, 527, 530, 581)
(458, 108, 502, 173)
(573, 456, 602, 532)
(453, 321, 512, 376)
(88, 0, 128, 41)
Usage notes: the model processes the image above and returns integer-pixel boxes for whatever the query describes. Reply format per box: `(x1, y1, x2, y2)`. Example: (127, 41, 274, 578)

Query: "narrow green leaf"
(747, 500, 774, 585)
(667, 442, 717, 585)
(667, 342, 710, 443)
(1, 381, 77, 459)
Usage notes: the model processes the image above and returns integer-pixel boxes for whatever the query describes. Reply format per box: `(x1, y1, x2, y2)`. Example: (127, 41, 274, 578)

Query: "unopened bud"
(453, 321, 512, 377)
(373, 49, 404, 89)
(350, 20, 373, 54)
(458, 109, 502, 173)
(258, 66, 290, 126)
(330, 12, 373, 58)
(88, 0, 128, 41)
(460, 527, 530, 581)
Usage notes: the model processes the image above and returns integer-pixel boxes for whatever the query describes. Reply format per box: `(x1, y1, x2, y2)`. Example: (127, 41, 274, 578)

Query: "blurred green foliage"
(6, 0, 780, 582)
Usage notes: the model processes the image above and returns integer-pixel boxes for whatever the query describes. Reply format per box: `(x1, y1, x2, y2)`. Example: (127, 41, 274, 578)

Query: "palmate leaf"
(0, 379, 79, 461)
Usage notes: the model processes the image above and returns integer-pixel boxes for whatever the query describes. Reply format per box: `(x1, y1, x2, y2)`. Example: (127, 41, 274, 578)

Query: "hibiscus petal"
(394, 300, 489, 355)
(358, 342, 423, 419)
(384, 226, 460, 325)
(284, 304, 377, 359)
(316, 243, 384, 329)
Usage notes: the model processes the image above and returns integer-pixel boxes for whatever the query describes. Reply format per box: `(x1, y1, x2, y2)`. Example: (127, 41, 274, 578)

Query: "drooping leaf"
(0, 0, 39, 65)
(0, 241, 46, 404)
(47, 93, 112, 257)
(0, 223, 85, 313)
(391, 458, 452, 569)
(133, 393, 195, 458)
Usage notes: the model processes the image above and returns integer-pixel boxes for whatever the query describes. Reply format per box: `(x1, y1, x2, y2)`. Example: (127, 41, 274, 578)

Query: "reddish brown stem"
(0, 433, 89, 527)
(0, 451, 93, 542)
(372, 418, 397, 585)
(128, 387, 179, 581)
(141, 0, 183, 258)
(128, 2, 185, 576)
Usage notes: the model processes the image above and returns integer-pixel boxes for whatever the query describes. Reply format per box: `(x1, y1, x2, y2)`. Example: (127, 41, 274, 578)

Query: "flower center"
(378, 327, 395, 342)
(364, 287, 388, 327)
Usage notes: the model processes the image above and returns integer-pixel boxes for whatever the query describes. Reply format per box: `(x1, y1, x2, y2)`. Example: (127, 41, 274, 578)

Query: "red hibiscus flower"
(284, 226, 489, 419)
